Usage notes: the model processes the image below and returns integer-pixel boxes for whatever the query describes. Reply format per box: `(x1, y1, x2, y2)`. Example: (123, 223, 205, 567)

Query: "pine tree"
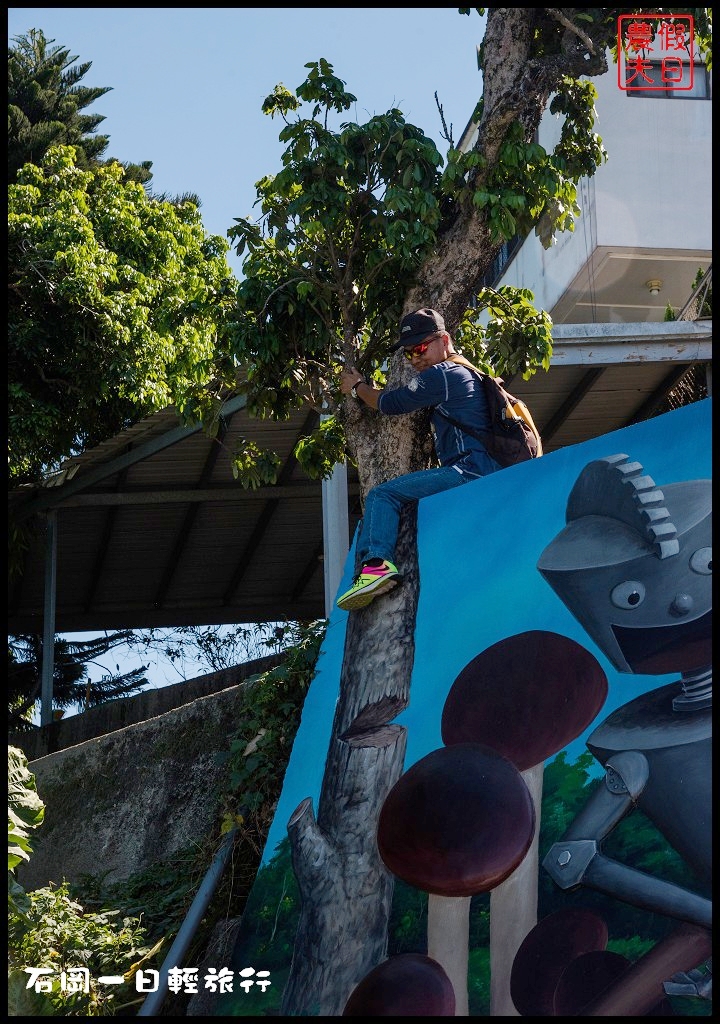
(8, 27, 152, 186)
(8, 632, 150, 731)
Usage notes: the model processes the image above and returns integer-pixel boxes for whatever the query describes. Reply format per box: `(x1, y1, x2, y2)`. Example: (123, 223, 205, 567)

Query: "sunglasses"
(403, 340, 433, 360)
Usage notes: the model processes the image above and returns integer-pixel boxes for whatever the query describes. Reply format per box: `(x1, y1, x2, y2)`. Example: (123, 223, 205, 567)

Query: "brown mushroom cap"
(441, 630, 608, 771)
(553, 949, 631, 1015)
(553, 949, 676, 1016)
(377, 742, 535, 896)
(510, 907, 609, 1015)
(342, 953, 456, 1016)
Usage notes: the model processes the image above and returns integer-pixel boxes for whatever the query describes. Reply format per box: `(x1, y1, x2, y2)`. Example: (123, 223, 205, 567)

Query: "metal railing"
(678, 265, 712, 322)
(137, 829, 237, 1016)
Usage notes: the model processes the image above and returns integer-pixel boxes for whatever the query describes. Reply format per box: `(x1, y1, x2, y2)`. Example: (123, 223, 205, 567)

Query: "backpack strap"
(446, 352, 506, 384)
(434, 352, 495, 444)
(434, 407, 492, 446)
(433, 353, 494, 445)
(438, 352, 543, 461)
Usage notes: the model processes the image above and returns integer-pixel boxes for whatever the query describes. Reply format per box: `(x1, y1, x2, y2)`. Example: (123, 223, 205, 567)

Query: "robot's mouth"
(613, 610, 712, 674)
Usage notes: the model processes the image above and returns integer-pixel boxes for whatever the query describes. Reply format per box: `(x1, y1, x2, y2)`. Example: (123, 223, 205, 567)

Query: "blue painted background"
(261, 397, 711, 866)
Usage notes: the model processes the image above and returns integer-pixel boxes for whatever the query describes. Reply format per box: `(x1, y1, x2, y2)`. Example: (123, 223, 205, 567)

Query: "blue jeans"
(356, 465, 473, 565)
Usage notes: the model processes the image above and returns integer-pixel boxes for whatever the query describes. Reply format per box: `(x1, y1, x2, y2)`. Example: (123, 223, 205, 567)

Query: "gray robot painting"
(520, 453, 712, 1013)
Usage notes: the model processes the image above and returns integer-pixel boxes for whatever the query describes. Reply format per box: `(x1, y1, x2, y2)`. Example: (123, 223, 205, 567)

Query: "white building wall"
(588, 71, 711, 250)
(493, 52, 712, 316)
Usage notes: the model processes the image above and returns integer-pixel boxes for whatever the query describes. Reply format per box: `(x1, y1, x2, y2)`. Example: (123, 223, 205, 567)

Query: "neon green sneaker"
(336, 559, 402, 611)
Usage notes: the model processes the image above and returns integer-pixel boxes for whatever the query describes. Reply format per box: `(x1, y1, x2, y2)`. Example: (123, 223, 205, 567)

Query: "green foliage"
(218, 620, 326, 817)
(8, 882, 155, 1016)
(231, 439, 283, 487)
(387, 879, 427, 954)
(8, 144, 238, 485)
(690, 265, 712, 318)
(8, 28, 111, 182)
(234, 838, 300, 966)
(8, 28, 153, 188)
(456, 286, 554, 380)
(8, 752, 158, 1016)
(227, 60, 445, 477)
(294, 417, 348, 480)
(75, 846, 208, 948)
(8, 746, 45, 914)
(467, 945, 490, 1015)
(226, 51, 571, 482)
(442, 83, 606, 252)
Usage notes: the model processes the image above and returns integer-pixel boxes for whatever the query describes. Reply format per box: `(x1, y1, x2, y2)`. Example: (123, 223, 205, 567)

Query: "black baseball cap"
(390, 308, 446, 351)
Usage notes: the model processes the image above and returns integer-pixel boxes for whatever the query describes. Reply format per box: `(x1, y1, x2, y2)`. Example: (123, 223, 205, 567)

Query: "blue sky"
(9, 7, 488, 691)
(8, 7, 487, 279)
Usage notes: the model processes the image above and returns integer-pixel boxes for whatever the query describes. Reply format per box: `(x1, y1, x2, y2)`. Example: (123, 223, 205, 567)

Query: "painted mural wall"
(216, 397, 712, 1017)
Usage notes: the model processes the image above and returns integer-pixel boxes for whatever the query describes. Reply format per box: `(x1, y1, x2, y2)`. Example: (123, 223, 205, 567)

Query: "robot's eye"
(689, 547, 712, 575)
(611, 580, 646, 609)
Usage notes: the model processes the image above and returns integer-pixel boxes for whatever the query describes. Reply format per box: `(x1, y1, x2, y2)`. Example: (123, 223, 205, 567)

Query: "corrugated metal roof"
(8, 321, 711, 632)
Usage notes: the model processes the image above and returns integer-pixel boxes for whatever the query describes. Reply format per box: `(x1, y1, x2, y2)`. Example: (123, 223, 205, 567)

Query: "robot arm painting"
(536, 453, 712, 992)
(541, 748, 711, 929)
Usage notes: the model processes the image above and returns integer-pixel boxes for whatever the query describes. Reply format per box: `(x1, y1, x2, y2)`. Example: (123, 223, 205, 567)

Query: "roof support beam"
(13, 394, 249, 523)
(38, 482, 360, 508)
(153, 416, 231, 610)
(541, 367, 607, 445)
(222, 410, 320, 606)
(83, 462, 131, 613)
(549, 320, 711, 366)
(624, 364, 695, 425)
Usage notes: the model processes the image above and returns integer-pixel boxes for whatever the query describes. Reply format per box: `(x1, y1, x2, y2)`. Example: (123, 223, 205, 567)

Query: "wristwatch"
(351, 379, 365, 399)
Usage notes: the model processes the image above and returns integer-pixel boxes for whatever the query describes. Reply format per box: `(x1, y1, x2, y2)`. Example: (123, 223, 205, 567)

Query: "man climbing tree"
(221, 9, 711, 1014)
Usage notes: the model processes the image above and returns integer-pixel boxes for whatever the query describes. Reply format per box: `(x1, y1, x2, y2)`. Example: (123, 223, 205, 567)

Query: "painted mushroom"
(342, 952, 456, 1016)
(441, 630, 608, 1012)
(553, 948, 675, 1016)
(377, 742, 535, 1014)
(510, 906, 609, 1015)
(441, 630, 608, 771)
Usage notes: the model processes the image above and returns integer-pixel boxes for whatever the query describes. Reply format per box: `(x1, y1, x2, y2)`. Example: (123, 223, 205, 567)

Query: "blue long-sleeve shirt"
(377, 360, 499, 478)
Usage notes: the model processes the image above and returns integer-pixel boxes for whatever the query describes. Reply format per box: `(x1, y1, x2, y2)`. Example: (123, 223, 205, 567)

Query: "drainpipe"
(137, 829, 237, 1016)
(40, 511, 57, 726)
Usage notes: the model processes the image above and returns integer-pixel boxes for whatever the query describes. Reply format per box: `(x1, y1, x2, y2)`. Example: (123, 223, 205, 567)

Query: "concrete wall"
(10, 654, 282, 761)
(17, 681, 257, 892)
(14, 655, 284, 893)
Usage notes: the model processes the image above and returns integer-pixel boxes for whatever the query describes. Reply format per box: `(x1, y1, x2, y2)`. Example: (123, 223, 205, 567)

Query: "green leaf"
(8, 970, 57, 1016)
(8, 746, 45, 875)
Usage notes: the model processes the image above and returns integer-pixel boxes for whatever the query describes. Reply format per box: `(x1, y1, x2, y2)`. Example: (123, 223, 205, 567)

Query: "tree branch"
(545, 7, 598, 55)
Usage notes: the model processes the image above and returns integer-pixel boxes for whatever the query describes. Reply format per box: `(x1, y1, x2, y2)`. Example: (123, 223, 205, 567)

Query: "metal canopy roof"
(8, 320, 711, 634)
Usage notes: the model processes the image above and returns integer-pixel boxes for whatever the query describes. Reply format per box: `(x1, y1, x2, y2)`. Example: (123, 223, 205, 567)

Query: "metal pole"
(40, 511, 57, 727)
(137, 830, 237, 1016)
(321, 459, 350, 617)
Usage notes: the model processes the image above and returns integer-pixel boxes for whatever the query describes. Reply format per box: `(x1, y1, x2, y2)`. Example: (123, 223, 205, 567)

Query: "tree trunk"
(280, 12, 615, 1012)
(282, 500, 420, 1015)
